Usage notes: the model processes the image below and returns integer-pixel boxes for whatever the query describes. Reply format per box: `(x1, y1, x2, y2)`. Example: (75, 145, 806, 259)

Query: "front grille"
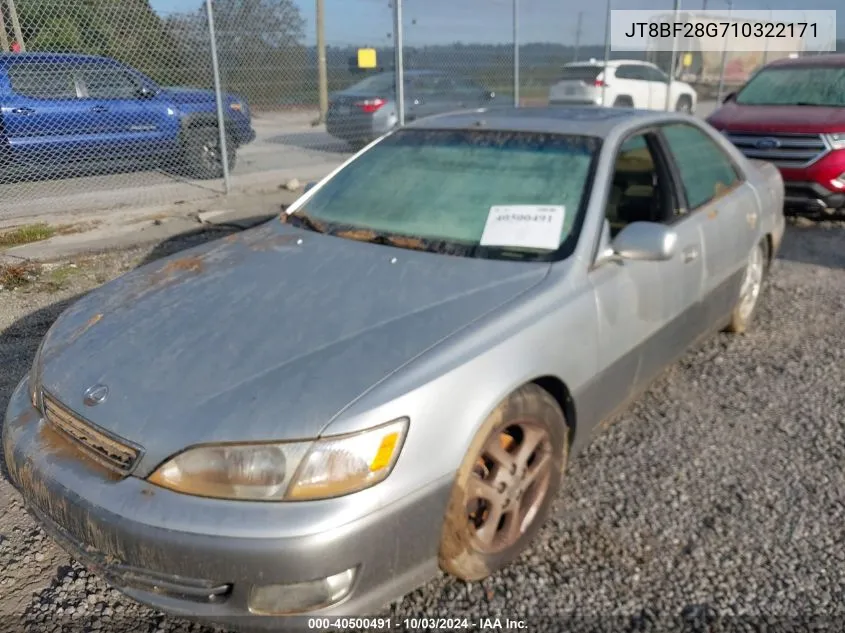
(42, 392, 140, 475)
(725, 132, 829, 169)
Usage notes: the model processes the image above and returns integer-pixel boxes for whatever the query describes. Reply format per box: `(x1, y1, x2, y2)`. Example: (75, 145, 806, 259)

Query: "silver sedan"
(3, 106, 785, 630)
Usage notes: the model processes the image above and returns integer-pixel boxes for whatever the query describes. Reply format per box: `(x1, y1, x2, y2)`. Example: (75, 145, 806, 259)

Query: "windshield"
(735, 67, 845, 107)
(345, 72, 397, 94)
(559, 66, 602, 82)
(294, 129, 600, 261)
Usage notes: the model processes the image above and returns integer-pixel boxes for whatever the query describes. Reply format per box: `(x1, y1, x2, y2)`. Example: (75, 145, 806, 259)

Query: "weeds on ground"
(0, 224, 56, 248)
(41, 264, 82, 292)
(0, 261, 42, 290)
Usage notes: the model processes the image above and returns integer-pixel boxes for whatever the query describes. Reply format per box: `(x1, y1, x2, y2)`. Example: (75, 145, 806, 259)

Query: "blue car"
(0, 53, 255, 181)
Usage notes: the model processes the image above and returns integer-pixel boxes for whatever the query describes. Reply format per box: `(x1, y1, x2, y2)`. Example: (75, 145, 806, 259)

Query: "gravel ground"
(0, 221, 843, 633)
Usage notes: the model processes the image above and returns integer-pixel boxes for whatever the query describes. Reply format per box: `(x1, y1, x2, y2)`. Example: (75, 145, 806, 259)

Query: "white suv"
(548, 60, 697, 112)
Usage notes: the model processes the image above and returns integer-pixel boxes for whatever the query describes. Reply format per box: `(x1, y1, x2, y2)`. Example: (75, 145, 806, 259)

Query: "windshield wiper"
(333, 228, 481, 257)
(283, 211, 327, 234)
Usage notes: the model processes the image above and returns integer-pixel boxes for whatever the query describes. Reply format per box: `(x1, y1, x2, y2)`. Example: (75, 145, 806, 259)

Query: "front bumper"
(2, 377, 450, 631)
(782, 180, 845, 214)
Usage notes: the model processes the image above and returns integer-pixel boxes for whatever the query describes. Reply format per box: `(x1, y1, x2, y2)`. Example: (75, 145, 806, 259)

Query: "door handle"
(11, 107, 34, 115)
(90, 105, 109, 113)
(682, 246, 699, 263)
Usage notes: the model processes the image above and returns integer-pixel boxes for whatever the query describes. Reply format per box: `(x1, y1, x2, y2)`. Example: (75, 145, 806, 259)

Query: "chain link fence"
(0, 0, 842, 220)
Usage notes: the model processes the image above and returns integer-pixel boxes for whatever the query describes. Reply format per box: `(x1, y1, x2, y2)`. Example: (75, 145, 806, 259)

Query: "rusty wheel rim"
(465, 420, 553, 555)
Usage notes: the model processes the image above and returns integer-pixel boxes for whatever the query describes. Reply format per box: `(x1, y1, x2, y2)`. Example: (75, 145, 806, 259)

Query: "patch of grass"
(0, 261, 42, 290)
(0, 223, 56, 248)
(41, 264, 82, 292)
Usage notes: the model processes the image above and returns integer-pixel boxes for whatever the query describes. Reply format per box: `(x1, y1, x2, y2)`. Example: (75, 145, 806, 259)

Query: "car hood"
(38, 221, 548, 475)
(708, 101, 845, 133)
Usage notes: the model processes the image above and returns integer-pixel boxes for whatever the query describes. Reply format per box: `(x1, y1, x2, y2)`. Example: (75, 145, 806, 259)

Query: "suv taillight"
(594, 79, 607, 88)
(355, 98, 386, 114)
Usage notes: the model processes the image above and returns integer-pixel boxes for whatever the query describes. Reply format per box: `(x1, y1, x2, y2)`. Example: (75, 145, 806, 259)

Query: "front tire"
(183, 126, 236, 180)
(438, 384, 567, 582)
(725, 239, 769, 334)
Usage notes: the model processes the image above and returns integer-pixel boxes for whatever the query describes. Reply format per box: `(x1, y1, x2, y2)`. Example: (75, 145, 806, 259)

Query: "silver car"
(3, 107, 785, 630)
(326, 69, 497, 147)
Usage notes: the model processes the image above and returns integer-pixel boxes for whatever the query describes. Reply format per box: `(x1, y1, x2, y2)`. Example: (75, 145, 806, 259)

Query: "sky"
(149, 0, 843, 48)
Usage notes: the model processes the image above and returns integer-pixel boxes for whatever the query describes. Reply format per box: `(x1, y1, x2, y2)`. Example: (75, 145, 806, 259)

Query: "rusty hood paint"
(37, 222, 550, 476)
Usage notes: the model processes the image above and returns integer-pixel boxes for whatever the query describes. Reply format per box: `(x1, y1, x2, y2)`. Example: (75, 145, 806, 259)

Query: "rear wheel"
(725, 239, 769, 334)
(183, 126, 236, 180)
(675, 95, 693, 113)
(612, 96, 634, 108)
(438, 384, 567, 582)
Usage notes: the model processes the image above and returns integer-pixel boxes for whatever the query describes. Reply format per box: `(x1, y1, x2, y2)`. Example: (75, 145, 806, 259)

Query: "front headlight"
(147, 418, 408, 502)
(825, 133, 845, 150)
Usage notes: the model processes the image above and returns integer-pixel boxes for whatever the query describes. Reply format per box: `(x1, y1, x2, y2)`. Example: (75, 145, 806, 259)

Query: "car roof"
(763, 53, 845, 69)
(407, 106, 678, 139)
(0, 52, 110, 68)
(565, 59, 653, 67)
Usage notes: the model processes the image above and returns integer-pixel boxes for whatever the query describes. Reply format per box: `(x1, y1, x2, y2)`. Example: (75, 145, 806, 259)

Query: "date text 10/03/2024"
(306, 616, 529, 630)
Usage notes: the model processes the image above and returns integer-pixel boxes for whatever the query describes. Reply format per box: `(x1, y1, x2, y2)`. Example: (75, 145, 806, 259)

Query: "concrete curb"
(0, 189, 301, 265)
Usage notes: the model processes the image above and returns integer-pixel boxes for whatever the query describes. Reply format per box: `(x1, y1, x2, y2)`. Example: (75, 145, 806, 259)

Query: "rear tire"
(675, 95, 693, 113)
(438, 384, 568, 582)
(182, 126, 236, 180)
(612, 96, 634, 108)
(725, 239, 769, 334)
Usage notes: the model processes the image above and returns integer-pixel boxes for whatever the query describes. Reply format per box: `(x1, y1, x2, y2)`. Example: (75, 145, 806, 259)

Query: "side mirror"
(722, 92, 737, 104)
(607, 222, 678, 262)
(303, 181, 317, 193)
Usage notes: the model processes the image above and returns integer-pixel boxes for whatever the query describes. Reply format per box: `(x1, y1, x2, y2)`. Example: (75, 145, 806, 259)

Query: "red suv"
(706, 54, 845, 215)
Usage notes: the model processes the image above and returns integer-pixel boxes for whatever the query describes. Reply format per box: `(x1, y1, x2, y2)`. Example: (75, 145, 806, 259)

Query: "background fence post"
(716, 0, 733, 103)
(601, 0, 611, 106)
(664, 0, 680, 111)
(205, 0, 232, 194)
(393, 0, 405, 126)
(316, 0, 328, 124)
(513, 0, 520, 107)
(0, 3, 10, 52)
(6, 0, 24, 51)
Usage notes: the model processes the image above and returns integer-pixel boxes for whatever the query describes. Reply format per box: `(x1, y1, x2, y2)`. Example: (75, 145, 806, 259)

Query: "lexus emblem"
(83, 384, 109, 407)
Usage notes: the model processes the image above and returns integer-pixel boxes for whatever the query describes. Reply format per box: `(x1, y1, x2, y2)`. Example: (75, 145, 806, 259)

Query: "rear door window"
(615, 65, 645, 80)
(8, 64, 78, 100)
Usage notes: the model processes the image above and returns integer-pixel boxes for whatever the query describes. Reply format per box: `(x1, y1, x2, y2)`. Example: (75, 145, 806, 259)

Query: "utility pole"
(573, 11, 583, 61)
(6, 0, 24, 51)
(315, 0, 328, 125)
(513, 0, 519, 107)
(0, 3, 10, 52)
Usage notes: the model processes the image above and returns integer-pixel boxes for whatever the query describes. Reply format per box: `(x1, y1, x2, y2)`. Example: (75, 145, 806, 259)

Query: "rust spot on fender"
(162, 256, 204, 275)
(144, 255, 205, 291)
